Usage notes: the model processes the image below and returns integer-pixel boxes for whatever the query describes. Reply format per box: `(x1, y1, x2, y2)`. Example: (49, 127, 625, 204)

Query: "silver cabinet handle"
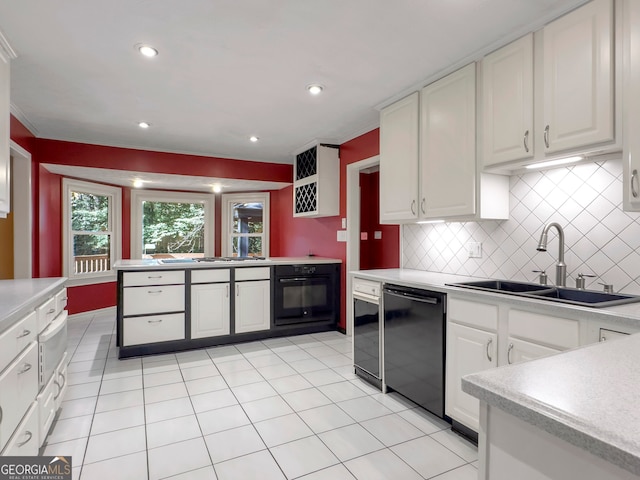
(147, 319, 163, 324)
(18, 363, 32, 374)
(17, 430, 33, 447)
(236, 285, 240, 297)
(486, 338, 493, 362)
(507, 343, 514, 364)
(226, 285, 229, 298)
(421, 198, 426, 215)
(523, 130, 530, 153)
(17, 329, 31, 339)
(147, 275, 163, 279)
(47, 308, 55, 314)
(632, 169, 639, 198)
(54, 373, 67, 400)
(62, 297, 68, 301)
(544, 125, 550, 148)
(410, 200, 416, 216)
(601, 335, 607, 342)
(147, 290, 163, 294)
(0, 405, 3, 425)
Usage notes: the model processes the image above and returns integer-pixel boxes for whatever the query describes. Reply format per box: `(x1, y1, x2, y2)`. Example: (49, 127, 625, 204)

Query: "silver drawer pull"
(17, 329, 31, 339)
(507, 343, 514, 364)
(486, 338, 493, 362)
(147, 275, 163, 279)
(62, 297, 68, 301)
(18, 363, 32, 375)
(147, 319, 163, 324)
(147, 290, 163, 294)
(0, 406, 3, 424)
(631, 169, 639, 198)
(17, 430, 33, 447)
(47, 308, 55, 314)
(523, 130, 530, 153)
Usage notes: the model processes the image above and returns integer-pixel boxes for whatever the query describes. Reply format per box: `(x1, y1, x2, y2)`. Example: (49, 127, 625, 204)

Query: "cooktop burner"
(195, 256, 266, 262)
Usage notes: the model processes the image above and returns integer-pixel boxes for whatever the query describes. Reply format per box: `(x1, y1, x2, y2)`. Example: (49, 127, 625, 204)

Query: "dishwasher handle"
(384, 287, 439, 304)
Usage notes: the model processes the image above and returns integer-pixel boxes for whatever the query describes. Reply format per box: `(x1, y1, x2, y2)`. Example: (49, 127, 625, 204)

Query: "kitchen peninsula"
(114, 257, 341, 358)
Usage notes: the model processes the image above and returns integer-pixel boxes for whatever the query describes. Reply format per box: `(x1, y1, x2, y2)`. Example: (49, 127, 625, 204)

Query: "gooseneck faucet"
(536, 222, 567, 287)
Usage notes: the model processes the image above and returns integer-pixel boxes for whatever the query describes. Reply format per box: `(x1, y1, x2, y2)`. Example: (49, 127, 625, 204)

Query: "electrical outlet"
(467, 242, 482, 258)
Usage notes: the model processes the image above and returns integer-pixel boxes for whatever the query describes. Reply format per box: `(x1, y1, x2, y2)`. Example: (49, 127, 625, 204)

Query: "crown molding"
(10, 103, 39, 137)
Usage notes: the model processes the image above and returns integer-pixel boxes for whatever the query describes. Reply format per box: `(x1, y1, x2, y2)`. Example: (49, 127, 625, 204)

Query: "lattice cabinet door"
(293, 144, 339, 217)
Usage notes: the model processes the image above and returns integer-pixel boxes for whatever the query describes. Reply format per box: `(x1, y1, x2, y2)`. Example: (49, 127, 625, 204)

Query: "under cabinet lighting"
(525, 156, 584, 170)
(417, 220, 445, 224)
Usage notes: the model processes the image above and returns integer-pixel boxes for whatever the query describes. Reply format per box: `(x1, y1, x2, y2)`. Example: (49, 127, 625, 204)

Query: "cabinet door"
(506, 337, 561, 365)
(624, 0, 640, 211)
(482, 34, 534, 166)
(0, 55, 9, 217)
(235, 280, 270, 333)
(420, 64, 476, 218)
(542, 0, 613, 153)
(379, 92, 419, 223)
(191, 283, 231, 339)
(446, 322, 497, 432)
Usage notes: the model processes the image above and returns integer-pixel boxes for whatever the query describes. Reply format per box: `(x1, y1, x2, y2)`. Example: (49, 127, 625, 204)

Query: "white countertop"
(0, 277, 67, 332)
(350, 268, 640, 327)
(462, 334, 640, 475)
(114, 257, 342, 270)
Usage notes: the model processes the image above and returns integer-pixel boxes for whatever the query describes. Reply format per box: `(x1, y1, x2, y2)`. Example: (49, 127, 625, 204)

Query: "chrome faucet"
(536, 222, 567, 287)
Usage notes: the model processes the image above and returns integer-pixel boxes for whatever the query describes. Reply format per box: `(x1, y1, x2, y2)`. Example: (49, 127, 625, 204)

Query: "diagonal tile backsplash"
(403, 158, 640, 294)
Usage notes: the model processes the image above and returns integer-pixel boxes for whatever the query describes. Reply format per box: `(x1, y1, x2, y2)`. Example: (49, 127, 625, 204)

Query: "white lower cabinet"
(235, 280, 271, 334)
(506, 337, 561, 365)
(2, 402, 39, 456)
(446, 322, 497, 431)
(191, 283, 231, 339)
(599, 328, 629, 342)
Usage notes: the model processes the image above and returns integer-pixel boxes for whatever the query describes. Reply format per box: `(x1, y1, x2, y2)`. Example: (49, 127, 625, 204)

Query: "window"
(131, 190, 215, 259)
(63, 179, 122, 284)
(221, 192, 269, 257)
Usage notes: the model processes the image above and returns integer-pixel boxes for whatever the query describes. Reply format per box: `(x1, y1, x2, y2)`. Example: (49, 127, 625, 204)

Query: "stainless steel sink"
(448, 280, 640, 308)
(157, 258, 196, 264)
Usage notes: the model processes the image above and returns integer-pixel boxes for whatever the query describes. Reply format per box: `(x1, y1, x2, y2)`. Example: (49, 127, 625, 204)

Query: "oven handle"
(279, 277, 314, 283)
(39, 310, 68, 342)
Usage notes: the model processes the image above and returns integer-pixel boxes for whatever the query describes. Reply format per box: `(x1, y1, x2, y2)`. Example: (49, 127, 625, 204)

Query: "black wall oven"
(273, 264, 340, 327)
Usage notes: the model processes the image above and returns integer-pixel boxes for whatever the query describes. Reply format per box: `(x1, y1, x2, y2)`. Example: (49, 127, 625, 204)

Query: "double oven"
(273, 263, 340, 328)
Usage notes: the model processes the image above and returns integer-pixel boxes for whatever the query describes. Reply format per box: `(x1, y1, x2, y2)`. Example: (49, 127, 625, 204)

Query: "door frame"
(345, 155, 380, 336)
(10, 140, 32, 278)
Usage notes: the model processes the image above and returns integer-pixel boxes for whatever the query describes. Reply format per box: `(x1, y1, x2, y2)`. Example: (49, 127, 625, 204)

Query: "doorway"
(9, 141, 32, 278)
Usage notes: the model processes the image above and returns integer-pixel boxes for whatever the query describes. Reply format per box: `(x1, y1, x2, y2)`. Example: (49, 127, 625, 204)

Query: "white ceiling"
(1, 0, 588, 170)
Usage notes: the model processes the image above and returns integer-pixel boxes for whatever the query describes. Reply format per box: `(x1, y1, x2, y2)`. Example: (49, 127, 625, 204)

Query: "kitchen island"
(462, 333, 640, 479)
(114, 257, 341, 358)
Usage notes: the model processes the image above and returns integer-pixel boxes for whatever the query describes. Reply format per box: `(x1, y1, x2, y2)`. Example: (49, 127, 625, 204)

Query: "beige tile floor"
(41, 310, 478, 479)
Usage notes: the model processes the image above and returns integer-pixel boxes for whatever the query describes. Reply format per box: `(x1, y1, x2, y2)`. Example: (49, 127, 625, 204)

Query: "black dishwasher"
(383, 285, 446, 418)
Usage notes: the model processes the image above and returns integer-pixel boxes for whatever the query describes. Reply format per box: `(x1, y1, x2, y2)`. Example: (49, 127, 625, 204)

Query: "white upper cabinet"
(481, 34, 534, 167)
(420, 64, 477, 218)
(541, 0, 614, 154)
(0, 52, 10, 218)
(623, 0, 640, 211)
(379, 92, 419, 223)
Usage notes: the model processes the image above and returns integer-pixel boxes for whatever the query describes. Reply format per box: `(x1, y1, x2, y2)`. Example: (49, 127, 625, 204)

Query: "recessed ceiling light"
(212, 184, 222, 193)
(137, 44, 158, 58)
(138, 122, 150, 129)
(133, 179, 145, 188)
(307, 84, 324, 95)
(249, 136, 259, 143)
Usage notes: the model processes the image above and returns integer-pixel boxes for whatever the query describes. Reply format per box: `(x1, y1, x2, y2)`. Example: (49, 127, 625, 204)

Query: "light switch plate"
(337, 230, 347, 242)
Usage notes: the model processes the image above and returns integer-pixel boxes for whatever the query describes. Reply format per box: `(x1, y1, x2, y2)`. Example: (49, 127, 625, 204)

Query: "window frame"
(221, 192, 270, 258)
(130, 189, 215, 259)
(62, 178, 122, 285)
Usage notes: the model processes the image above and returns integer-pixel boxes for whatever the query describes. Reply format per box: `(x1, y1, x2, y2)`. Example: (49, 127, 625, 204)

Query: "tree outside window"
(142, 201, 205, 257)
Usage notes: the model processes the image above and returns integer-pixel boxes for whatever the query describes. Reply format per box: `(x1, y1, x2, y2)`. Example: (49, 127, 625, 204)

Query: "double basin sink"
(449, 280, 640, 308)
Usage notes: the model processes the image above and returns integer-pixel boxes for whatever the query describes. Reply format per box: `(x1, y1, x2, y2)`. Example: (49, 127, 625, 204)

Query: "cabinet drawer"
(123, 270, 185, 287)
(235, 267, 271, 281)
(1, 401, 39, 456)
(36, 296, 57, 333)
(353, 278, 380, 297)
(0, 342, 38, 452)
(508, 309, 578, 350)
(55, 288, 68, 312)
(123, 313, 185, 346)
(37, 374, 56, 446)
(123, 285, 184, 316)
(448, 297, 498, 331)
(0, 311, 37, 373)
(192, 269, 230, 283)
